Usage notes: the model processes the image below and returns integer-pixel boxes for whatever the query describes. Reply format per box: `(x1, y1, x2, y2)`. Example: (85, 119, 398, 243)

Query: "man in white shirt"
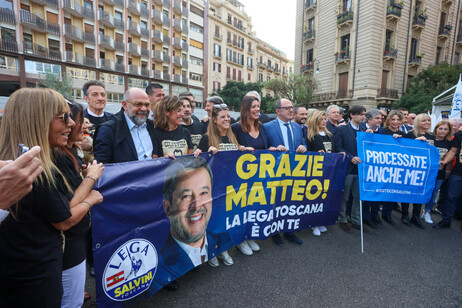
(83, 80, 113, 127)
(0, 146, 43, 223)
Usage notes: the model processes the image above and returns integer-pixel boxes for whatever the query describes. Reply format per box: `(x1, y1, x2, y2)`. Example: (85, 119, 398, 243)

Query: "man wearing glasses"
(94, 88, 157, 164)
(264, 98, 307, 246)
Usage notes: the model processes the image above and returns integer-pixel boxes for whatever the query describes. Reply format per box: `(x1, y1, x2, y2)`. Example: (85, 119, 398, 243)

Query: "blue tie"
(284, 122, 294, 151)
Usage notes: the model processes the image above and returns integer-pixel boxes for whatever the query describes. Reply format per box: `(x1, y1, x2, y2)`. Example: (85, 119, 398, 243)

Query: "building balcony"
(64, 51, 84, 65)
(438, 26, 452, 39)
(173, 0, 183, 15)
(115, 41, 124, 52)
(114, 0, 124, 6)
(335, 52, 351, 64)
(84, 57, 96, 67)
(163, 72, 171, 81)
(183, 42, 189, 51)
(248, 47, 254, 54)
(62, 0, 83, 18)
(337, 11, 353, 27)
(214, 32, 222, 40)
(140, 6, 149, 18)
(152, 50, 163, 62)
(141, 68, 150, 77)
(127, 42, 141, 56)
(412, 15, 426, 30)
(99, 34, 115, 50)
(301, 63, 313, 73)
(163, 35, 170, 45)
(115, 63, 125, 73)
(0, 8, 15, 24)
(173, 18, 183, 32)
(0, 39, 18, 53)
(128, 20, 141, 36)
(267, 65, 274, 71)
(129, 64, 141, 75)
(173, 37, 182, 49)
(98, 10, 114, 28)
(20, 10, 48, 33)
(213, 52, 221, 59)
(163, 54, 170, 64)
(305, 0, 316, 12)
(83, 7, 94, 19)
(64, 24, 84, 42)
(99, 0, 115, 4)
(127, 0, 141, 16)
(153, 69, 163, 80)
(173, 56, 183, 67)
(83, 32, 95, 44)
(258, 62, 266, 69)
(247, 64, 253, 70)
(141, 47, 149, 58)
(23, 42, 61, 61)
(114, 18, 124, 30)
(47, 20, 60, 35)
(227, 37, 232, 46)
(152, 8, 163, 24)
(163, 0, 170, 8)
(30, 0, 58, 8)
(173, 73, 182, 83)
(152, 29, 163, 43)
(140, 28, 149, 37)
(303, 29, 315, 42)
(163, 17, 170, 27)
(386, 4, 402, 20)
(383, 47, 398, 61)
(183, 7, 189, 17)
(377, 88, 399, 99)
(100, 58, 115, 71)
(409, 56, 422, 67)
(457, 33, 462, 46)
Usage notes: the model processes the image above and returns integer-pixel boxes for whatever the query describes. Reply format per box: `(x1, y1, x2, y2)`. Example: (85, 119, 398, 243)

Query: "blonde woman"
(0, 88, 103, 307)
(306, 110, 331, 236)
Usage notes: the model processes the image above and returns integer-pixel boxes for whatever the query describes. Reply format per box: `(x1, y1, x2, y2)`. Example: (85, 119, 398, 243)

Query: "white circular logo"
(103, 239, 158, 301)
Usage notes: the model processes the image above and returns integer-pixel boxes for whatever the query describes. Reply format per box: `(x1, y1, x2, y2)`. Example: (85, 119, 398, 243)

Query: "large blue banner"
(91, 150, 348, 307)
(357, 132, 439, 204)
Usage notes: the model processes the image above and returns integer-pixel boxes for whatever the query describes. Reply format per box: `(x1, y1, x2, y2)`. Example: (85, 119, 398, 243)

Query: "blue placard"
(357, 132, 439, 204)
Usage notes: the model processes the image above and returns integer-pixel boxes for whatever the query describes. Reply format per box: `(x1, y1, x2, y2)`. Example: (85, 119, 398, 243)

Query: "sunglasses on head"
(214, 103, 228, 110)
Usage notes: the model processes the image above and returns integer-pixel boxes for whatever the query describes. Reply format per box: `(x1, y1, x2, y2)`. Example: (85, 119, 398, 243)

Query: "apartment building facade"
(295, 0, 462, 110)
(207, 0, 289, 96)
(0, 0, 206, 104)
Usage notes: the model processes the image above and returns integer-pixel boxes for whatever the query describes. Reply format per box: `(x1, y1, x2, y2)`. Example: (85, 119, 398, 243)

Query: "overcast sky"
(238, 0, 296, 60)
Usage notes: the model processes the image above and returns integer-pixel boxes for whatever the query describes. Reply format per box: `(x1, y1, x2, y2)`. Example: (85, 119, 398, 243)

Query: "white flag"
(449, 74, 462, 119)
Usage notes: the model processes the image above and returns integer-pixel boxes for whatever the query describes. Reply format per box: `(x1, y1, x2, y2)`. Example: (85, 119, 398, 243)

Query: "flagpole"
(360, 200, 364, 253)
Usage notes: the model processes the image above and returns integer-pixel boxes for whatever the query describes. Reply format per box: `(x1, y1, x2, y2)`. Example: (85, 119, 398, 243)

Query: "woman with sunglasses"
(0, 88, 103, 307)
(422, 120, 452, 224)
(401, 113, 435, 229)
(153, 96, 200, 158)
(306, 110, 331, 236)
(197, 103, 242, 267)
(55, 102, 104, 307)
(231, 95, 275, 256)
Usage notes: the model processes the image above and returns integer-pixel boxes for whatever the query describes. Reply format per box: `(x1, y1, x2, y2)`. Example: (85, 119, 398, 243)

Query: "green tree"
(394, 63, 462, 113)
(38, 72, 73, 99)
(216, 81, 266, 111)
(263, 74, 317, 107)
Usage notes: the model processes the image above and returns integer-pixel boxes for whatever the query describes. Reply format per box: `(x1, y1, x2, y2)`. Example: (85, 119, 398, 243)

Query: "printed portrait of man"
(158, 156, 232, 282)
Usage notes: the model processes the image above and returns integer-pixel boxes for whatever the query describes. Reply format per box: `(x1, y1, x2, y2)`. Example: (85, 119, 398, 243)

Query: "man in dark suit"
(293, 106, 308, 144)
(93, 88, 157, 164)
(326, 104, 341, 134)
(83, 80, 113, 128)
(264, 98, 307, 246)
(333, 105, 368, 233)
(158, 156, 232, 286)
(398, 108, 412, 134)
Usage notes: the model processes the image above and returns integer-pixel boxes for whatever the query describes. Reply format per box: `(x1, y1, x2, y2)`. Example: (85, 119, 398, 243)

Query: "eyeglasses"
(128, 100, 151, 108)
(409, 117, 416, 120)
(58, 112, 72, 125)
(214, 103, 228, 110)
(278, 106, 294, 110)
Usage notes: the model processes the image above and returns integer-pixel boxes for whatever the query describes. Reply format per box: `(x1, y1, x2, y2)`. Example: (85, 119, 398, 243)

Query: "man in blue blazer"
(94, 88, 157, 164)
(264, 98, 307, 246)
(333, 105, 368, 233)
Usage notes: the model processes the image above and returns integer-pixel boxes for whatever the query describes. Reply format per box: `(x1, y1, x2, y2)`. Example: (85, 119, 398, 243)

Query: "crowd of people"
(0, 80, 461, 307)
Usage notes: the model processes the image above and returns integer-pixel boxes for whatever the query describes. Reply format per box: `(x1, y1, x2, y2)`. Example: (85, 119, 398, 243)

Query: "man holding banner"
(333, 105, 367, 233)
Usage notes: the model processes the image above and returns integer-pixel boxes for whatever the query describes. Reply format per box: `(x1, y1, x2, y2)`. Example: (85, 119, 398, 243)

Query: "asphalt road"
(83, 211, 462, 307)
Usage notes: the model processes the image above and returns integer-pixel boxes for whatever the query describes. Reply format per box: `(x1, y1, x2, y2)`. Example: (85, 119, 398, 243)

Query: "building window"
(214, 43, 221, 57)
(410, 38, 418, 59)
(190, 23, 203, 33)
(306, 48, 313, 64)
(259, 73, 263, 82)
(190, 56, 203, 66)
(340, 34, 350, 54)
(455, 52, 460, 64)
(226, 48, 232, 61)
(247, 57, 252, 68)
(213, 62, 221, 72)
(248, 73, 251, 81)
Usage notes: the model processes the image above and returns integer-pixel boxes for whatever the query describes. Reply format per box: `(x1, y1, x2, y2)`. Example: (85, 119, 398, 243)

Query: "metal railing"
(337, 11, 353, 25)
(0, 39, 18, 53)
(377, 88, 399, 98)
(383, 47, 398, 58)
(303, 29, 315, 41)
(0, 8, 15, 23)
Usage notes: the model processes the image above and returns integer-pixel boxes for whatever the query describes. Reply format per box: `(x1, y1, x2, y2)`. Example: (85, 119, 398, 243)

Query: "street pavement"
(83, 211, 462, 307)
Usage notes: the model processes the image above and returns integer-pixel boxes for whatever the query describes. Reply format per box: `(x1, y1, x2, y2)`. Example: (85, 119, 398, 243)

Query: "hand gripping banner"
(91, 150, 348, 307)
(357, 132, 440, 204)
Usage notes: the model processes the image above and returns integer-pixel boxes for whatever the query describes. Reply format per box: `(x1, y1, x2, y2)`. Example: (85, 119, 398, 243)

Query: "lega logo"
(103, 239, 158, 301)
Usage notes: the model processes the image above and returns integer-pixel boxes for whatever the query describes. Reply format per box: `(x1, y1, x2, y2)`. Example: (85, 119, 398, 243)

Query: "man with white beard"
(94, 88, 157, 163)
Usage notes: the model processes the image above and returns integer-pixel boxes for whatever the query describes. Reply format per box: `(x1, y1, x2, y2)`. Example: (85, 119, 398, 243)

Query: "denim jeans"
(442, 174, 462, 223)
(425, 179, 444, 213)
